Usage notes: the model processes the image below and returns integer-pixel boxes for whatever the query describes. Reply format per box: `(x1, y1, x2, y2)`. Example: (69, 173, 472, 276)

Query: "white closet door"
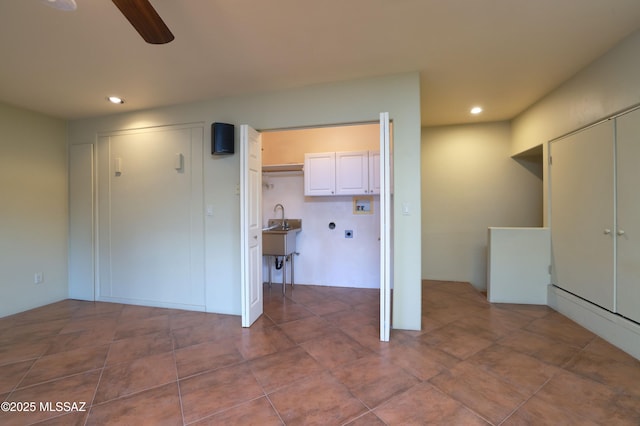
(550, 120, 615, 311)
(99, 126, 204, 308)
(616, 109, 640, 323)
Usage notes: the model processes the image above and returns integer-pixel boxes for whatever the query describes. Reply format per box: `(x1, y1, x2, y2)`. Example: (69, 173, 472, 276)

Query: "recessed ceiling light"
(41, 0, 77, 11)
(470, 106, 483, 115)
(107, 96, 125, 104)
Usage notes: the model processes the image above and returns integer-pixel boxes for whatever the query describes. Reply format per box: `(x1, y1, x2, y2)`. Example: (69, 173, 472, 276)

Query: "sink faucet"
(274, 204, 286, 227)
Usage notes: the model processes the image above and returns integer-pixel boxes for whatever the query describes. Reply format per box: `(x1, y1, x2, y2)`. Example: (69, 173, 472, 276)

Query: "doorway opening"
(261, 122, 382, 292)
(240, 117, 393, 340)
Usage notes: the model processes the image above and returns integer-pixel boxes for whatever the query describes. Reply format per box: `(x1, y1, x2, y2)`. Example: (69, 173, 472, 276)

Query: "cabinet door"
(369, 150, 380, 194)
(550, 120, 615, 311)
(616, 109, 640, 323)
(304, 152, 335, 195)
(336, 151, 369, 195)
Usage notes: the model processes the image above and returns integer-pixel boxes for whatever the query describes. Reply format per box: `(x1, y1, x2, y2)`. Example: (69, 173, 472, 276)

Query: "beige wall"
(421, 121, 542, 290)
(512, 29, 640, 227)
(69, 73, 423, 330)
(262, 123, 379, 165)
(0, 102, 68, 317)
(512, 30, 640, 155)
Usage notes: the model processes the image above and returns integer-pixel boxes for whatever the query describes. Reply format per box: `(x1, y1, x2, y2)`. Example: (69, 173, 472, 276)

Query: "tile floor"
(1, 280, 639, 425)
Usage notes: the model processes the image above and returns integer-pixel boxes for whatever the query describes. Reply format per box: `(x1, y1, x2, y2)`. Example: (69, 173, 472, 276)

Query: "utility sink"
(262, 219, 301, 256)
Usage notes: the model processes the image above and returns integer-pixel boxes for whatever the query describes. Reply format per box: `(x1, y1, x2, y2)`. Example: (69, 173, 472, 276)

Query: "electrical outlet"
(345, 230, 353, 238)
(34, 272, 43, 284)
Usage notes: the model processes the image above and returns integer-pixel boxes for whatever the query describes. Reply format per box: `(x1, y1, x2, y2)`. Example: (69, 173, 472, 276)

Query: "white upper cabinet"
(304, 152, 336, 196)
(369, 150, 380, 195)
(336, 151, 369, 195)
(305, 150, 380, 196)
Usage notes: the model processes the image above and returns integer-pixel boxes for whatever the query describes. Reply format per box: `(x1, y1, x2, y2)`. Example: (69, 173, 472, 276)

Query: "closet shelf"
(262, 163, 304, 173)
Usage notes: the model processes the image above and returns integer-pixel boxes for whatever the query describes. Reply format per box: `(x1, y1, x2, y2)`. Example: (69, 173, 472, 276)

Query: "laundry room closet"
(261, 123, 381, 289)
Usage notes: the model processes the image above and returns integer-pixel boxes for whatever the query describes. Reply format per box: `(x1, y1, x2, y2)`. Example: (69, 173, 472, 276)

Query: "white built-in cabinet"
(550, 108, 640, 323)
(304, 152, 336, 195)
(304, 150, 379, 196)
(615, 109, 640, 323)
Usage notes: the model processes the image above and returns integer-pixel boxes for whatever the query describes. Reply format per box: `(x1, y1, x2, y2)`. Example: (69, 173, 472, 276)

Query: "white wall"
(512, 30, 640, 229)
(421, 121, 542, 291)
(512, 30, 640, 155)
(262, 173, 380, 288)
(68, 73, 422, 330)
(511, 29, 640, 359)
(0, 102, 68, 317)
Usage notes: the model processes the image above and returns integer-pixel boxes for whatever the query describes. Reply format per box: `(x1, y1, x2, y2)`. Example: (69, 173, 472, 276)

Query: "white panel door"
(380, 113, 391, 342)
(99, 126, 205, 308)
(241, 125, 263, 327)
(336, 151, 369, 195)
(550, 120, 615, 311)
(304, 152, 335, 195)
(616, 109, 640, 323)
(69, 144, 94, 300)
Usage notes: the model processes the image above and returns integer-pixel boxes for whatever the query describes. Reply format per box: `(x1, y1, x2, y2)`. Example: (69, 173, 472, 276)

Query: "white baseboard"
(547, 285, 640, 360)
(96, 296, 206, 313)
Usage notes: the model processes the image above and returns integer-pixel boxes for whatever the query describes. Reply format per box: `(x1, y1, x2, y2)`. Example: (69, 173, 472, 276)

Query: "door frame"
(380, 112, 392, 341)
(240, 115, 393, 340)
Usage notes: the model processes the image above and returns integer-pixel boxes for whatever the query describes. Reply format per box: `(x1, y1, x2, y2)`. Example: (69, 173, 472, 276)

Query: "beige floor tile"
(374, 382, 489, 425)
(300, 329, 373, 370)
(1, 280, 637, 425)
(0, 371, 100, 425)
(332, 354, 420, 408)
(430, 362, 528, 424)
(269, 371, 367, 425)
(20, 344, 109, 388)
(174, 337, 243, 378)
(93, 351, 177, 404)
(87, 382, 182, 425)
(249, 346, 324, 393)
(191, 397, 283, 425)
(179, 363, 264, 424)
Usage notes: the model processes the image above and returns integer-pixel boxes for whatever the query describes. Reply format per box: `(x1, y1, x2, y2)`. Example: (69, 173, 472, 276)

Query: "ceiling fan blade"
(112, 0, 174, 44)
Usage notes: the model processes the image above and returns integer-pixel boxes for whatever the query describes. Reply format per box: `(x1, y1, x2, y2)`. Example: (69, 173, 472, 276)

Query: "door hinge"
(549, 156, 553, 165)
(548, 264, 552, 274)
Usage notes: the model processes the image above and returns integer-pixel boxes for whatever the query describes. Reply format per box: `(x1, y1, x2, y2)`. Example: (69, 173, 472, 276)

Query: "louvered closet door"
(616, 109, 640, 323)
(550, 120, 615, 311)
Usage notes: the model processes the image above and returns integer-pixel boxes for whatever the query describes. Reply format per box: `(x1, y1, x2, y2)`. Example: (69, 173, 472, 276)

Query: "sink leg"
(268, 256, 272, 288)
(291, 254, 294, 291)
(282, 256, 286, 296)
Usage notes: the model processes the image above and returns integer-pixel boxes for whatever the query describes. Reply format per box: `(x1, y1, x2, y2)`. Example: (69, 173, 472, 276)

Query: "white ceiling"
(1, 0, 640, 126)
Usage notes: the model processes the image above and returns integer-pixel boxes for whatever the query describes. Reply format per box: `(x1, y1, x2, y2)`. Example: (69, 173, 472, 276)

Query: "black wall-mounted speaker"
(211, 122, 234, 155)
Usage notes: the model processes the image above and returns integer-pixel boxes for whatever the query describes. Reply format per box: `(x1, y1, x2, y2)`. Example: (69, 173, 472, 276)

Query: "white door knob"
(617, 229, 625, 236)
(604, 229, 612, 235)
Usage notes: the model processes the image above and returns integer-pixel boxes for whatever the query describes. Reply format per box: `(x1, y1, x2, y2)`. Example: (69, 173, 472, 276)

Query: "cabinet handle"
(617, 229, 625, 236)
(604, 229, 611, 235)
